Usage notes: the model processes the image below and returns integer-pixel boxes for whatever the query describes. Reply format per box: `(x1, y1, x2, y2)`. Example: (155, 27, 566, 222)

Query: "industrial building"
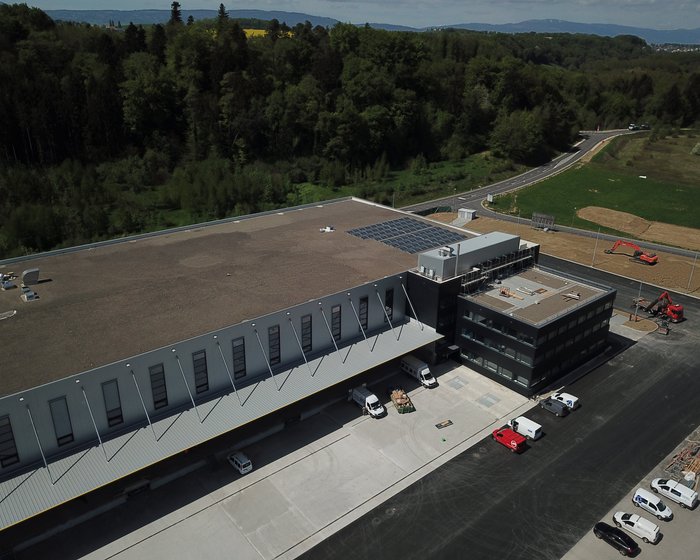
(0, 197, 615, 535)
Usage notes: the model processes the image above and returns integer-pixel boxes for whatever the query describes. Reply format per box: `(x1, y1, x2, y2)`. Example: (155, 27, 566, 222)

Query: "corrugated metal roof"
(421, 231, 519, 258)
(0, 319, 441, 530)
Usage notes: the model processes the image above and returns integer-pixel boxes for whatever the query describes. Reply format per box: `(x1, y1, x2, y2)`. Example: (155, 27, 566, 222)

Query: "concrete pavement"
(15, 362, 534, 560)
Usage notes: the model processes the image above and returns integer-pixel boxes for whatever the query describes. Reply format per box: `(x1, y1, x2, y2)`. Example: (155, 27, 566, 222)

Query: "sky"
(26, 1, 700, 30)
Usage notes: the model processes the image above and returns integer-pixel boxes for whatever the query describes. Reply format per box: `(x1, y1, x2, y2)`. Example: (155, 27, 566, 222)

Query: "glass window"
(301, 314, 312, 353)
(384, 288, 394, 322)
(498, 366, 513, 379)
(49, 397, 74, 446)
(331, 305, 341, 341)
(268, 325, 281, 366)
(149, 363, 168, 410)
(359, 296, 368, 331)
(102, 379, 123, 427)
(192, 350, 209, 394)
(232, 337, 246, 379)
(0, 415, 19, 468)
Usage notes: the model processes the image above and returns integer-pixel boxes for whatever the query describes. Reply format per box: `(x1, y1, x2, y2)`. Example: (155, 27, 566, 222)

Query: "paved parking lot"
(563, 428, 700, 560)
(17, 362, 532, 560)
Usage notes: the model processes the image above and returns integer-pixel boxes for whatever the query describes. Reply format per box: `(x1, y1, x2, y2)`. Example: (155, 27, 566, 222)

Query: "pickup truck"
(492, 427, 526, 453)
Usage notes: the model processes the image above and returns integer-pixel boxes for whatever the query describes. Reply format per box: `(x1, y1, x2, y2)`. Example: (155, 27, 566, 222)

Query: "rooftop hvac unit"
(428, 269, 435, 278)
(419, 265, 426, 274)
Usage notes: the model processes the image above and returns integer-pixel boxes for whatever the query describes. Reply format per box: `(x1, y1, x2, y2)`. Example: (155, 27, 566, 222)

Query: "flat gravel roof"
(468, 267, 607, 325)
(0, 199, 420, 397)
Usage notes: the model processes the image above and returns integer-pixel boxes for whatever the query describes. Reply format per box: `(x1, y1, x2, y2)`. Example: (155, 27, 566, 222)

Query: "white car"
(227, 451, 253, 474)
(613, 511, 660, 544)
(552, 392, 580, 410)
(651, 478, 699, 509)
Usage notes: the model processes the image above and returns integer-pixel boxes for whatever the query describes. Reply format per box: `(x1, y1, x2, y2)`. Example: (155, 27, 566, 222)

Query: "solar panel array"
(348, 217, 466, 254)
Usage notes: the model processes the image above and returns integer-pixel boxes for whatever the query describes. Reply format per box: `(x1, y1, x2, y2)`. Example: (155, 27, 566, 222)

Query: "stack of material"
(390, 388, 415, 414)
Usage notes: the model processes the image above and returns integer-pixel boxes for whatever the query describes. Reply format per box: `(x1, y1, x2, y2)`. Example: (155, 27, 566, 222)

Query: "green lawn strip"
(491, 164, 700, 230)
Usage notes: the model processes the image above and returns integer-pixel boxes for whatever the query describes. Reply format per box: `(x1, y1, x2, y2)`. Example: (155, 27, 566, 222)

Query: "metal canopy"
(0, 319, 441, 531)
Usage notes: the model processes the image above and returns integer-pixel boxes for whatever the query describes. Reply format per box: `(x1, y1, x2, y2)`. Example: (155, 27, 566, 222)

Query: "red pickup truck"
(492, 427, 526, 453)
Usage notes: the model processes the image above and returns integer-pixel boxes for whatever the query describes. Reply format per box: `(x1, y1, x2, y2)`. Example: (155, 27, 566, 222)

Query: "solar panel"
(348, 217, 466, 254)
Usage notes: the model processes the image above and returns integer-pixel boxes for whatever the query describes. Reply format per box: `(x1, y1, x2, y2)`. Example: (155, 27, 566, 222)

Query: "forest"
(1, 2, 699, 258)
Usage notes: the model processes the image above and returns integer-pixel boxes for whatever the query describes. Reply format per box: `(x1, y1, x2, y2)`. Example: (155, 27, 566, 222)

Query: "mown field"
(490, 132, 700, 233)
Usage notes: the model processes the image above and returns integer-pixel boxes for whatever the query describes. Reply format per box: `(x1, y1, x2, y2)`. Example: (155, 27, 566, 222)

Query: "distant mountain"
(43, 10, 700, 45)
(440, 19, 700, 45)
(45, 9, 338, 28)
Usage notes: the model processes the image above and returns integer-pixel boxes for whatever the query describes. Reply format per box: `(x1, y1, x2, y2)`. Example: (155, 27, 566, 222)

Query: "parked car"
(492, 427, 526, 453)
(651, 478, 699, 509)
(227, 451, 253, 474)
(593, 522, 640, 556)
(613, 511, 660, 544)
(633, 488, 673, 520)
(539, 397, 569, 417)
(507, 416, 542, 440)
(552, 391, 580, 410)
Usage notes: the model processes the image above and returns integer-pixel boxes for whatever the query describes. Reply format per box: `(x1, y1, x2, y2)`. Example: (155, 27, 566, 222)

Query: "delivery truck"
(401, 355, 437, 388)
(350, 386, 386, 418)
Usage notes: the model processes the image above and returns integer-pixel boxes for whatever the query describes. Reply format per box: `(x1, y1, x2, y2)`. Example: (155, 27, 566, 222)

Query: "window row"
(464, 312, 536, 345)
(460, 351, 529, 387)
(465, 302, 612, 347)
(460, 329, 534, 366)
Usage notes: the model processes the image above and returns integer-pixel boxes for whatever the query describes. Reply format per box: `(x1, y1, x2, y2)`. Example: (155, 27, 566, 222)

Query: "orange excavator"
(643, 291, 684, 322)
(604, 240, 658, 265)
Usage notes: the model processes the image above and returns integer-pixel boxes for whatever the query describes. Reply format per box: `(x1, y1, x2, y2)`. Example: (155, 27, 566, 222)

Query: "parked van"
(613, 511, 660, 544)
(227, 451, 253, 475)
(651, 478, 699, 509)
(350, 386, 386, 418)
(401, 355, 437, 388)
(633, 488, 673, 520)
(507, 416, 543, 440)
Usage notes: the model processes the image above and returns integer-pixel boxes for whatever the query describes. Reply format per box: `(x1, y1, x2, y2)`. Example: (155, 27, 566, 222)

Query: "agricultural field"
(489, 131, 700, 242)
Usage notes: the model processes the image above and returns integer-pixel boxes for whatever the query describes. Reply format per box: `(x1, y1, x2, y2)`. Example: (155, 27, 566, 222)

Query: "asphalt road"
(403, 130, 631, 215)
(405, 129, 699, 261)
(301, 260, 700, 560)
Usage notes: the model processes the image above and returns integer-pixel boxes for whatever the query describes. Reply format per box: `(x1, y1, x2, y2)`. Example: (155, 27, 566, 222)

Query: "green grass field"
(490, 132, 700, 233)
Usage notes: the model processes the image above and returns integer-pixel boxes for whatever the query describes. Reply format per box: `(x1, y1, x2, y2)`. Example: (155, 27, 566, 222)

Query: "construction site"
(431, 210, 700, 297)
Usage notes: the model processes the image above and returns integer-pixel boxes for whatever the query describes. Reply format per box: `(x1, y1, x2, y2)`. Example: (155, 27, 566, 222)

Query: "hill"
(44, 9, 700, 44)
(45, 8, 338, 28)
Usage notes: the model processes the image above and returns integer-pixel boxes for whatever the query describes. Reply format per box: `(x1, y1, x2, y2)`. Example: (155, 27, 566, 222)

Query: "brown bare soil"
(577, 206, 700, 251)
(431, 212, 700, 295)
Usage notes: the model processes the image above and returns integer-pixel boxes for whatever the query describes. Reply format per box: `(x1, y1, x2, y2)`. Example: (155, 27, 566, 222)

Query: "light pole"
(570, 207, 577, 229)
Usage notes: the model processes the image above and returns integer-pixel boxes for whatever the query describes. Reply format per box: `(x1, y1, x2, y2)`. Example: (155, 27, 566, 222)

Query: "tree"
(217, 4, 228, 22)
(169, 2, 182, 25)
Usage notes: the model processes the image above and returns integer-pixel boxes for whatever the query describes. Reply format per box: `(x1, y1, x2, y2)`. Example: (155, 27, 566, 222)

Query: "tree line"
(1, 3, 699, 257)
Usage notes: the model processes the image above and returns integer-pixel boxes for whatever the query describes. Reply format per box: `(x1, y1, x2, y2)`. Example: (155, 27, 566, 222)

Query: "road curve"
(403, 130, 699, 260)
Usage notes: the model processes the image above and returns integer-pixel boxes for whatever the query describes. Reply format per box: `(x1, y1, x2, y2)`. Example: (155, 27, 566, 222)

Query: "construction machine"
(604, 239, 658, 265)
(642, 291, 684, 322)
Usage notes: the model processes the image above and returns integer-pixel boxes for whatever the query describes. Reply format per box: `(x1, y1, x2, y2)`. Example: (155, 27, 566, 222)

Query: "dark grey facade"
(457, 286, 615, 396)
(406, 235, 616, 396)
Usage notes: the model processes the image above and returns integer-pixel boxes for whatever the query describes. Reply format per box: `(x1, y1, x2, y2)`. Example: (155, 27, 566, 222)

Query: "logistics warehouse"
(0, 197, 615, 535)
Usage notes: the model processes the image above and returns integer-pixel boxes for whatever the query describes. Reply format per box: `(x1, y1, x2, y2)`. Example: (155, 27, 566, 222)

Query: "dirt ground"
(431, 211, 700, 295)
(577, 206, 700, 251)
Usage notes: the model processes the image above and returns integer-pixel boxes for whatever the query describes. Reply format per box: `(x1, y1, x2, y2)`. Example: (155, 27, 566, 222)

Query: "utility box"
(458, 208, 476, 222)
(21, 268, 40, 286)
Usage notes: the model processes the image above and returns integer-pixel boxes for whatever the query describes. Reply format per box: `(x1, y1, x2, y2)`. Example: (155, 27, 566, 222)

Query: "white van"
(350, 386, 386, 418)
(651, 478, 699, 509)
(613, 511, 661, 544)
(227, 451, 253, 475)
(507, 416, 542, 440)
(401, 355, 437, 388)
(633, 488, 673, 520)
